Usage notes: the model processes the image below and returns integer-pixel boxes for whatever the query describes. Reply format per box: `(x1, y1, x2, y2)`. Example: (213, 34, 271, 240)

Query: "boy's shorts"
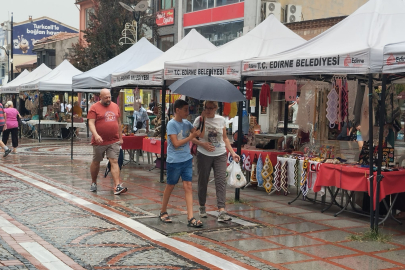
(166, 158, 193, 185)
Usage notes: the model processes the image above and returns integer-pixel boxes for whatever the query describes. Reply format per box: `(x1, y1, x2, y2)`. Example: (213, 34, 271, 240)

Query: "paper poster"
(124, 89, 134, 111)
(285, 80, 297, 101)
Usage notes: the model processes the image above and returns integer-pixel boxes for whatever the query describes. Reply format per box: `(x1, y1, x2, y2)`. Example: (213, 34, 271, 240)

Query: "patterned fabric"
(0, 103, 5, 126)
(341, 79, 348, 123)
(273, 158, 281, 191)
(295, 82, 316, 133)
(256, 154, 264, 187)
(280, 161, 288, 194)
(243, 154, 251, 171)
(326, 81, 339, 128)
(261, 156, 274, 193)
(294, 159, 300, 187)
(250, 155, 258, 183)
(300, 159, 309, 197)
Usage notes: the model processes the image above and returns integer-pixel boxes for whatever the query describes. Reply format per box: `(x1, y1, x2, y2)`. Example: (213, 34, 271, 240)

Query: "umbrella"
(168, 75, 246, 103)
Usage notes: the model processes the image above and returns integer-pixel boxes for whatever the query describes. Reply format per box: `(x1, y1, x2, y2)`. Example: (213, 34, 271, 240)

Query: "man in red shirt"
(88, 88, 127, 195)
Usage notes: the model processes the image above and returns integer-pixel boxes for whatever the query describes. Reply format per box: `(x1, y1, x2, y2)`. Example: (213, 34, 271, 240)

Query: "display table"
(314, 164, 405, 206)
(143, 138, 167, 154)
(25, 120, 87, 140)
(122, 135, 147, 165)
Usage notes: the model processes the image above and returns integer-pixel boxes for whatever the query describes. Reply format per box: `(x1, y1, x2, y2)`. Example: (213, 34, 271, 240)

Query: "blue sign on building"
(13, 19, 78, 55)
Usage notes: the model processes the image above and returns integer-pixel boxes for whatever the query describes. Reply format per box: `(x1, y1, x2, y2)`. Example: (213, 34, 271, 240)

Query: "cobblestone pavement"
(0, 138, 405, 269)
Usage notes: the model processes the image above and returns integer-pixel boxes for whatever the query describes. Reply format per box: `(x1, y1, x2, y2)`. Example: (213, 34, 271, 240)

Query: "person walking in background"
(81, 98, 87, 112)
(88, 88, 127, 195)
(0, 102, 11, 157)
(72, 101, 83, 117)
(356, 125, 363, 150)
(2, 101, 21, 154)
(133, 96, 149, 134)
(159, 99, 203, 227)
(88, 97, 95, 108)
(192, 101, 240, 222)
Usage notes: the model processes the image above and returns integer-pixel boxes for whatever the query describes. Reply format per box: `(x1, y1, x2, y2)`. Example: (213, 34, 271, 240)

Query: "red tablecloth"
(314, 163, 405, 208)
(143, 138, 167, 154)
(232, 148, 284, 166)
(122, 135, 147, 150)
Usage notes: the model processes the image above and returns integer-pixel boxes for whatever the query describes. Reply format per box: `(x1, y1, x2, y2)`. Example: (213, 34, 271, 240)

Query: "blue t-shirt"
(166, 119, 194, 163)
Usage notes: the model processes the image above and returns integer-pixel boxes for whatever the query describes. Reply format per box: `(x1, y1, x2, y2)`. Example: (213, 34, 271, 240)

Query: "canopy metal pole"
(160, 81, 167, 183)
(38, 92, 41, 143)
(368, 74, 375, 230)
(86, 92, 89, 138)
(375, 74, 387, 231)
(235, 77, 245, 202)
(71, 89, 74, 160)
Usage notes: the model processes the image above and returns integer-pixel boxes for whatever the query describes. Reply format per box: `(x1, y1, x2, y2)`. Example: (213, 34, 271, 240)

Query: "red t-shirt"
(87, 102, 121, 145)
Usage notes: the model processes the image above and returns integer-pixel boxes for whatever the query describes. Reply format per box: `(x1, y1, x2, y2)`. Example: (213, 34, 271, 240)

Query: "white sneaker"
(90, 183, 97, 192)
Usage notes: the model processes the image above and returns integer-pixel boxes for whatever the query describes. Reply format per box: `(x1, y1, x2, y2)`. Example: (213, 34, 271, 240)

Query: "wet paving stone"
(279, 221, 331, 233)
(296, 244, 357, 258)
(330, 255, 398, 270)
(284, 260, 345, 270)
(269, 234, 323, 247)
(252, 249, 313, 264)
(241, 226, 293, 237)
(224, 239, 280, 251)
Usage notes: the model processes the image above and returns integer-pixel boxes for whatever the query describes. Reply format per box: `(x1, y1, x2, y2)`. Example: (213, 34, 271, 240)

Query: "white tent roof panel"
(163, 15, 306, 82)
(0, 70, 30, 94)
(383, 41, 405, 74)
(111, 29, 216, 86)
(242, 0, 405, 78)
(20, 60, 82, 91)
(2, 64, 52, 93)
(72, 38, 163, 89)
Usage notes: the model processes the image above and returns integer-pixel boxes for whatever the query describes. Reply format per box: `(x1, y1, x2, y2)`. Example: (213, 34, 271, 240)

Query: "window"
(157, 35, 174, 52)
(85, 8, 94, 29)
(216, 0, 241, 7)
(160, 0, 175, 10)
(184, 20, 243, 46)
(186, 0, 242, 12)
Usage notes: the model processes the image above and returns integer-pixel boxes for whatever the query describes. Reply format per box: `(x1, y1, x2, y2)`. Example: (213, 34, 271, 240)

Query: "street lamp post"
(0, 46, 9, 82)
(10, 12, 13, 81)
(119, 1, 148, 43)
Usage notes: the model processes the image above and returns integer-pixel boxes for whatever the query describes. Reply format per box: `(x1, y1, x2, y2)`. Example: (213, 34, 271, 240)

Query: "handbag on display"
(191, 116, 204, 155)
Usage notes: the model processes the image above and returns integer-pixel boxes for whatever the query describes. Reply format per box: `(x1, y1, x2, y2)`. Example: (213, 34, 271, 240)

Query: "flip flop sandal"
(159, 212, 172, 223)
(187, 217, 203, 228)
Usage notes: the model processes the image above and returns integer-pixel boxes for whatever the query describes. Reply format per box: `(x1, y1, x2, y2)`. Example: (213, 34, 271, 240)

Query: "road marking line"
(0, 216, 25, 234)
(20, 242, 72, 270)
(1, 167, 248, 270)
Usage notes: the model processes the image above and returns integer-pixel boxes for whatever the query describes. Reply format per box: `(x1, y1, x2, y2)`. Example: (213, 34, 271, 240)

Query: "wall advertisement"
(13, 19, 78, 55)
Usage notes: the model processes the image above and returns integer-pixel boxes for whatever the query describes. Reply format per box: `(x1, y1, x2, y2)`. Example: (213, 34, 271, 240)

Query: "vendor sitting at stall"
(133, 99, 149, 134)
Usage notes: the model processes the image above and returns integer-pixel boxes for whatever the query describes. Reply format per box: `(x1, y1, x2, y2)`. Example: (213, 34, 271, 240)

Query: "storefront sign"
(156, 9, 174, 27)
(124, 89, 135, 111)
(13, 19, 77, 55)
(164, 63, 241, 81)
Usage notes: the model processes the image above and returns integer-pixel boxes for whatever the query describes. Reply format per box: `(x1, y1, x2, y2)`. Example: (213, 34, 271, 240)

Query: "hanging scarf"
(294, 158, 300, 187)
(229, 102, 238, 118)
(280, 161, 288, 195)
(223, 102, 231, 116)
(273, 158, 282, 192)
(326, 81, 339, 128)
(300, 159, 309, 197)
(261, 155, 273, 193)
(256, 154, 264, 187)
(250, 154, 258, 183)
(341, 78, 348, 123)
(243, 154, 251, 171)
(246, 81, 253, 100)
(259, 84, 271, 107)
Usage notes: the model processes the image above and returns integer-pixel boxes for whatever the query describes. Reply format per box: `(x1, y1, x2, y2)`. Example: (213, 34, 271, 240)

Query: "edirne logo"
(344, 54, 365, 67)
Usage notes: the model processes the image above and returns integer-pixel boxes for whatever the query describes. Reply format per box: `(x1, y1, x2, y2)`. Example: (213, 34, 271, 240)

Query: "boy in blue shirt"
(160, 99, 203, 227)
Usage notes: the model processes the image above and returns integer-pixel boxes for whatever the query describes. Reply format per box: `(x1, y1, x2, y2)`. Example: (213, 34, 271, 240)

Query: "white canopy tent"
(20, 60, 82, 91)
(383, 41, 405, 74)
(0, 70, 30, 94)
(11, 64, 52, 92)
(164, 15, 306, 82)
(111, 29, 216, 87)
(72, 38, 163, 91)
(242, 0, 405, 78)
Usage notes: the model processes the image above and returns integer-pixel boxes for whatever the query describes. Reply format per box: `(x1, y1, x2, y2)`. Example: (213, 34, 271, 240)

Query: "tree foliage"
(70, 0, 158, 72)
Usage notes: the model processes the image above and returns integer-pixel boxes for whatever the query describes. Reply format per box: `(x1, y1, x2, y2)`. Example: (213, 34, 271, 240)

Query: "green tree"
(70, 0, 158, 71)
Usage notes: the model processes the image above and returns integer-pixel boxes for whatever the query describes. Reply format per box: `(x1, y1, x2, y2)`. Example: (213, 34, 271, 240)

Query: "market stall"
(111, 29, 217, 182)
(70, 38, 163, 159)
(19, 60, 83, 142)
(0, 70, 30, 104)
(241, 0, 405, 230)
(164, 15, 306, 193)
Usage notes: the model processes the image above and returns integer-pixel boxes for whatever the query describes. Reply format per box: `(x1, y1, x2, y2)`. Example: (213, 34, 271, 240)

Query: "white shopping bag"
(226, 161, 247, 188)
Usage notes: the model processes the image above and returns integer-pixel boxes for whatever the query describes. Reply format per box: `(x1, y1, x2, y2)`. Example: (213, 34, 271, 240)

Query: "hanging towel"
(243, 154, 251, 171)
(256, 154, 264, 187)
(259, 84, 271, 107)
(229, 102, 238, 118)
(261, 155, 273, 193)
(246, 81, 253, 100)
(223, 102, 231, 116)
(273, 158, 282, 191)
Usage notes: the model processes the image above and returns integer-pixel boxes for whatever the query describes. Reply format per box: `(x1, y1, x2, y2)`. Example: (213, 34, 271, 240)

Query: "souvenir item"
(300, 159, 309, 197)
(250, 154, 258, 184)
(256, 154, 264, 187)
(261, 155, 273, 193)
(243, 154, 251, 171)
(273, 159, 281, 191)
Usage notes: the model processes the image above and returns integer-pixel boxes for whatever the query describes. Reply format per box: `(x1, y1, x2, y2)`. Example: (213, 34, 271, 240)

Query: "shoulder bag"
(191, 116, 204, 155)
